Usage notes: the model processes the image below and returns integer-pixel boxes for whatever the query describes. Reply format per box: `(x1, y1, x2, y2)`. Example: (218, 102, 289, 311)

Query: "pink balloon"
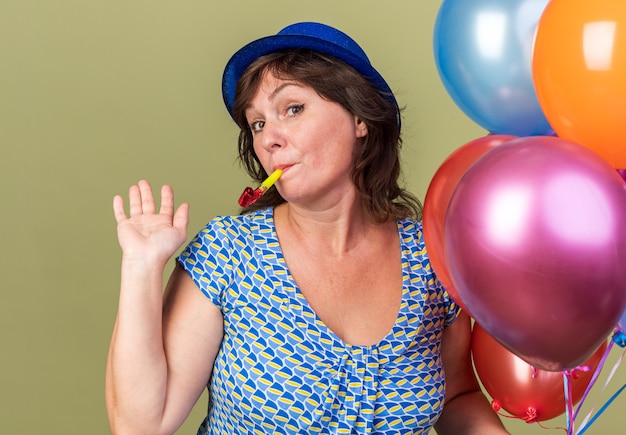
(423, 134, 516, 314)
(444, 136, 626, 371)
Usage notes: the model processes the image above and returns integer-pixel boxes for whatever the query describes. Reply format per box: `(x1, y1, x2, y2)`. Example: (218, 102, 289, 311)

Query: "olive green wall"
(1, 1, 622, 433)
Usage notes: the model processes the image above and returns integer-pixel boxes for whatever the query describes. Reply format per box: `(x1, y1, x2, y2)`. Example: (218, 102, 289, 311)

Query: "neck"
(275, 200, 373, 256)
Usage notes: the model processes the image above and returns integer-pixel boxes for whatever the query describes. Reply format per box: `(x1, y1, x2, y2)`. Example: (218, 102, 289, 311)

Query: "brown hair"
(232, 49, 422, 222)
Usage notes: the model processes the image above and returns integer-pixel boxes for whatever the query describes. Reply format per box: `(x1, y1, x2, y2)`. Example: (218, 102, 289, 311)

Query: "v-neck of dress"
(260, 208, 415, 352)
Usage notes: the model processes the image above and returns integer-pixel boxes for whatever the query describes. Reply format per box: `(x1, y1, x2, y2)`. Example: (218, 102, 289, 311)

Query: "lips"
(273, 164, 293, 173)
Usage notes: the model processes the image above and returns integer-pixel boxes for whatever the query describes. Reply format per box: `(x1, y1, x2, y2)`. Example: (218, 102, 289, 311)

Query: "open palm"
(113, 180, 189, 265)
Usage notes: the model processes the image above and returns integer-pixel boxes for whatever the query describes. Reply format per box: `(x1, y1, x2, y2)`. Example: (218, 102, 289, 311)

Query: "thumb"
(173, 202, 190, 232)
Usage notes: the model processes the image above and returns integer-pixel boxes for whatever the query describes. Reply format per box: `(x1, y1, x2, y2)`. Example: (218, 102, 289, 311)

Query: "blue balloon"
(433, 0, 553, 136)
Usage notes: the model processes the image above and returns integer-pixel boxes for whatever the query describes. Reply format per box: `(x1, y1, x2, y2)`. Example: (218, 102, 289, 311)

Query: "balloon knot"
(491, 400, 502, 412)
(524, 407, 538, 423)
(563, 366, 589, 380)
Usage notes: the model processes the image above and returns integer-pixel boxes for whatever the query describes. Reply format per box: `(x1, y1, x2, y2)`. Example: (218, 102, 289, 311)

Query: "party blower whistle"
(238, 169, 282, 207)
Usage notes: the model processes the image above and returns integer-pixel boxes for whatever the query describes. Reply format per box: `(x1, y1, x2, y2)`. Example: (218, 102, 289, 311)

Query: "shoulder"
(176, 208, 275, 302)
(197, 208, 273, 239)
(179, 208, 273, 263)
(397, 217, 426, 251)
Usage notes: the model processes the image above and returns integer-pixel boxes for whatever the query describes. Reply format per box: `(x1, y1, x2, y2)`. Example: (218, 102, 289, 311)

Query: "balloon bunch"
(428, 0, 626, 433)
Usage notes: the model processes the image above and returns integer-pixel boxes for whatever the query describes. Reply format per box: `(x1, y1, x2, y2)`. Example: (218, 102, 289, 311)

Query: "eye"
(286, 104, 304, 117)
(249, 120, 265, 133)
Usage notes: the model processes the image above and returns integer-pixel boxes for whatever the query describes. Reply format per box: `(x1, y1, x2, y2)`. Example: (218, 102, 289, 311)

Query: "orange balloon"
(423, 134, 516, 314)
(471, 322, 608, 422)
(533, 0, 626, 169)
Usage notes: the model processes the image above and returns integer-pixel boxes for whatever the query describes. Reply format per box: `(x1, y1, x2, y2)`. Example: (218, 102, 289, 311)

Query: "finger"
(128, 184, 142, 217)
(159, 185, 175, 217)
(173, 202, 190, 232)
(112, 195, 127, 223)
(138, 180, 156, 214)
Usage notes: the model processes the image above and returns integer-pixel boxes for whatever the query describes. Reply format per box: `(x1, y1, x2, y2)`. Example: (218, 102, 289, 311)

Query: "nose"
(256, 120, 286, 152)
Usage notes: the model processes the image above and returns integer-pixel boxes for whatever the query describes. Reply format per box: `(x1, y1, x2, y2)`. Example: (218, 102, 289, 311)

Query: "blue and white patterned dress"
(178, 208, 458, 434)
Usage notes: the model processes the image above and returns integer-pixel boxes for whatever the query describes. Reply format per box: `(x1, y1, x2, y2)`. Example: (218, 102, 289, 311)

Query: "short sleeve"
(177, 216, 234, 307)
(439, 277, 460, 327)
(413, 219, 460, 327)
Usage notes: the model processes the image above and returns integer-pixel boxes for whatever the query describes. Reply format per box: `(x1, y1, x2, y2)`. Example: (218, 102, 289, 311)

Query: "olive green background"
(1, 1, 623, 433)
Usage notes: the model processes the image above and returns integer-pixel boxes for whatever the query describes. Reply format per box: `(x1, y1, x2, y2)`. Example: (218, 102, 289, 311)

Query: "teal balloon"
(434, 0, 553, 136)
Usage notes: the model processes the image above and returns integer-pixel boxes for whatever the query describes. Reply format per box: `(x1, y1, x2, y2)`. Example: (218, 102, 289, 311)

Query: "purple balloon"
(444, 136, 626, 371)
(619, 309, 626, 333)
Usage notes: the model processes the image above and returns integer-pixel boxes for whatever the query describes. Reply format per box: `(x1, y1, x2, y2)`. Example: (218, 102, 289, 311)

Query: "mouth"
(273, 164, 292, 173)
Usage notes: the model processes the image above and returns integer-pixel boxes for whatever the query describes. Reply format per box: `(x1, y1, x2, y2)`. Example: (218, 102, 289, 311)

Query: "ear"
(354, 117, 368, 138)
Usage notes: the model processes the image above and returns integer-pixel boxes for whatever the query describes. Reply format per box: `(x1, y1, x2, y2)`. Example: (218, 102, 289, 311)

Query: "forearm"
(106, 258, 170, 434)
(434, 390, 509, 435)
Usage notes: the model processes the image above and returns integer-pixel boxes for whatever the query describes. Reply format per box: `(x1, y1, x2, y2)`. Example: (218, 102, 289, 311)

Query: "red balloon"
(423, 135, 516, 313)
(472, 322, 607, 422)
(445, 136, 626, 370)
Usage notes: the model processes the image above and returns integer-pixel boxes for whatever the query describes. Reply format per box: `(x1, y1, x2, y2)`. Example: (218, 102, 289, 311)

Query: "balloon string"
(576, 382, 626, 435)
(492, 405, 566, 433)
(535, 421, 568, 433)
(491, 401, 538, 423)
(563, 371, 575, 435)
(575, 345, 626, 435)
(572, 339, 614, 421)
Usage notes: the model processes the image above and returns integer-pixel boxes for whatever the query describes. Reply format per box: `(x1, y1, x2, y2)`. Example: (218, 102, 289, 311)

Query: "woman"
(106, 22, 509, 435)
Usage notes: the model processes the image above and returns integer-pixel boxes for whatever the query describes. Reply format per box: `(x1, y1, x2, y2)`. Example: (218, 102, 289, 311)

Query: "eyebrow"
(244, 81, 305, 116)
(268, 81, 303, 101)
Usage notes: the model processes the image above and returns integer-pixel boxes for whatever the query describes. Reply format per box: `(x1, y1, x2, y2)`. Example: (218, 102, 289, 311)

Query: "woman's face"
(245, 72, 368, 208)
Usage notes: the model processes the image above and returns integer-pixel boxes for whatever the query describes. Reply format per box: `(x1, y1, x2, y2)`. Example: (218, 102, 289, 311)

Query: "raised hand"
(113, 180, 189, 265)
